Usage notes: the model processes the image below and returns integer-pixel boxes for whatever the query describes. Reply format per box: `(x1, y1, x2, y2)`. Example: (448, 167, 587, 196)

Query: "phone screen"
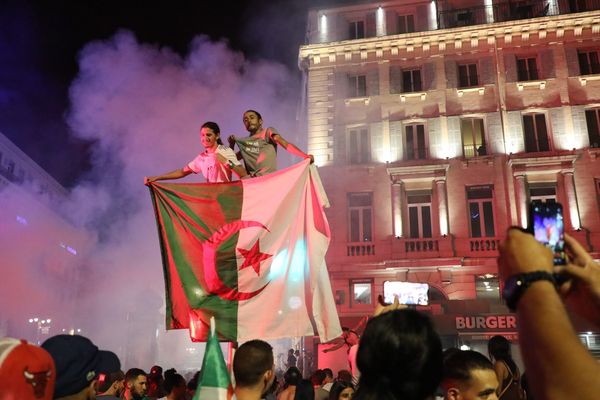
(383, 281, 429, 305)
(530, 202, 566, 265)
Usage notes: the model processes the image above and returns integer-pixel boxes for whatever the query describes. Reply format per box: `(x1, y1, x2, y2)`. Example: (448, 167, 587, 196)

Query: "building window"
(349, 20, 365, 39)
(585, 109, 600, 148)
(461, 118, 486, 158)
(570, 0, 589, 12)
(348, 128, 371, 164)
(348, 192, 373, 242)
(407, 193, 432, 238)
(517, 56, 539, 81)
(529, 184, 557, 204)
(402, 69, 422, 92)
(476, 274, 500, 300)
(351, 280, 372, 305)
(405, 124, 427, 160)
(458, 63, 479, 87)
(398, 14, 415, 34)
(578, 51, 600, 75)
(347, 75, 367, 98)
(523, 114, 550, 153)
(467, 186, 495, 238)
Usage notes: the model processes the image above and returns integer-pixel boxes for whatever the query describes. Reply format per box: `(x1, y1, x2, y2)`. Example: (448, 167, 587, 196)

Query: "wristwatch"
(227, 160, 235, 169)
(502, 271, 556, 311)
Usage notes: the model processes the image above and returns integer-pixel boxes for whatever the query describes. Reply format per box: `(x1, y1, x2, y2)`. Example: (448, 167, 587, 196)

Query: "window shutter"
(367, 69, 380, 96)
(486, 112, 503, 154)
(571, 105, 589, 146)
(507, 111, 525, 153)
(390, 66, 403, 94)
(504, 53, 517, 82)
(366, 12, 376, 37)
(336, 15, 349, 41)
(416, 5, 428, 32)
(445, 60, 458, 88)
(390, 120, 403, 161)
(336, 72, 350, 98)
(565, 48, 580, 76)
(386, 10, 398, 35)
(550, 108, 566, 149)
(480, 56, 495, 85)
(370, 122, 383, 162)
(540, 49, 556, 78)
(446, 116, 462, 158)
(427, 118, 441, 158)
(423, 62, 436, 91)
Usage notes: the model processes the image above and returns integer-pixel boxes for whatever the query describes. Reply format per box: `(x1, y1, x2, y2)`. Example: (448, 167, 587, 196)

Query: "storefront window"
(351, 280, 372, 306)
(475, 274, 500, 300)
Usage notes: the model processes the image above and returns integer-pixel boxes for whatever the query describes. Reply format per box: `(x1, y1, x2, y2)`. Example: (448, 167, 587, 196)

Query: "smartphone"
(382, 281, 429, 306)
(528, 201, 567, 265)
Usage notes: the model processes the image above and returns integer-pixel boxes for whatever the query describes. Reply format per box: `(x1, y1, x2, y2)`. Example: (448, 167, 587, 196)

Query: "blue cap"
(41, 335, 120, 398)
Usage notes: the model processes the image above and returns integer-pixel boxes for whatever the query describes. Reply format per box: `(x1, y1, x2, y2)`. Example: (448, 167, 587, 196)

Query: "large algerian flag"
(193, 317, 233, 400)
(149, 160, 341, 342)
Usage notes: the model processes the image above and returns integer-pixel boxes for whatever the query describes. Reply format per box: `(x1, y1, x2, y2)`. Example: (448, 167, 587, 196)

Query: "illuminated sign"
(455, 315, 517, 331)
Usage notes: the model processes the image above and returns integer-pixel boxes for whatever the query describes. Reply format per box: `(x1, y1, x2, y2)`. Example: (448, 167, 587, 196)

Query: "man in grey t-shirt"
(228, 109, 313, 176)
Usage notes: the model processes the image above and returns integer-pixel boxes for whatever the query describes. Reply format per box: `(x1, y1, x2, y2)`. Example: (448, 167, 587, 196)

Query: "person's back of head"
(442, 350, 498, 400)
(97, 370, 125, 396)
(336, 369, 352, 384)
(354, 309, 443, 400)
(284, 366, 301, 388)
(487, 335, 517, 373)
(322, 368, 334, 384)
(233, 339, 274, 389)
(163, 368, 186, 399)
(294, 379, 314, 400)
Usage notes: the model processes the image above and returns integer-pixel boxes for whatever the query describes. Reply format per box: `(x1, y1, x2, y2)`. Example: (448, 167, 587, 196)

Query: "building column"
(435, 178, 449, 236)
(392, 180, 403, 237)
(515, 174, 528, 228)
(562, 171, 581, 229)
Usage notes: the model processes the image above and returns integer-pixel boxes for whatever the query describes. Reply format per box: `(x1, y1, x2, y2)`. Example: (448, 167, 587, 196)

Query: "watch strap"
(503, 271, 556, 311)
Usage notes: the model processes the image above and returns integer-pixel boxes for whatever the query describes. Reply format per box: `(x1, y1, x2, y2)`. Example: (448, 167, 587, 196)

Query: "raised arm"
(144, 168, 192, 185)
(499, 229, 600, 400)
(272, 133, 314, 164)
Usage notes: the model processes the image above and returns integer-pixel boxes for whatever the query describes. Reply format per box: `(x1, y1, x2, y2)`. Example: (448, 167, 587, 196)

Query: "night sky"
(0, 0, 327, 187)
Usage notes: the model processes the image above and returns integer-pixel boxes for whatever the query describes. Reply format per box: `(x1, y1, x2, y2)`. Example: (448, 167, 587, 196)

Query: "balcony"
(455, 236, 501, 257)
(438, 1, 600, 30)
(392, 236, 454, 259)
(346, 242, 376, 257)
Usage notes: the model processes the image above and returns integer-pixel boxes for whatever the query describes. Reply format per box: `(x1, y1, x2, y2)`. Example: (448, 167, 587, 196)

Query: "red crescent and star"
(238, 239, 272, 276)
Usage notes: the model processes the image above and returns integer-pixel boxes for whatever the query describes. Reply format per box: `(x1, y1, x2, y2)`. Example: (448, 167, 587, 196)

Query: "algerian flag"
(149, 160, 341, 342)
(193, 317, 233, 400)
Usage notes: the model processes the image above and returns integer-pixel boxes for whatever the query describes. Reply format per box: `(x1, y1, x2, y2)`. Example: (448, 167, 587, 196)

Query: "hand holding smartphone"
(528, 201, 567, 266)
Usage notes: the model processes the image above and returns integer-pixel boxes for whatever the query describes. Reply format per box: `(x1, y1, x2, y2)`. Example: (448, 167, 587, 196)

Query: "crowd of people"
(3, 225, 600, 400)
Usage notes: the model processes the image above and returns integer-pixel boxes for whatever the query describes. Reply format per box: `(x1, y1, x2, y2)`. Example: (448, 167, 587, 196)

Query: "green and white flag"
(149, 160, 341, 342)
(193, 317, 233, 400)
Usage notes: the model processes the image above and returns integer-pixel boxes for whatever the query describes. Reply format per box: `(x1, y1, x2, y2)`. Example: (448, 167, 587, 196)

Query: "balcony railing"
(347, 242, 376, 257)
(404, 238, 439, 253)
(437, 1, 600, 30)
(469, 238, 500, 252)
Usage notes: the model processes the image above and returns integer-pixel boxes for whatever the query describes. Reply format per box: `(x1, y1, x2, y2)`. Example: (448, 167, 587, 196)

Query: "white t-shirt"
(186, 145, 240, 183)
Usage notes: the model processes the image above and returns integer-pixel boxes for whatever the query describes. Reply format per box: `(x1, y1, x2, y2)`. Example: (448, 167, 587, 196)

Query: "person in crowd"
(186, 370, 201, 399)
(313, 369, 328, 400)
(336, 370, 353, 385)
(286, 349, 297, 369)
(123, 368, 148, 400)
(147, 365, 165, 398)
(441, 350, 498, 400)
(487, 336, 522, 400)
(233, 339, 275, 400)
(328, 380, 355, 400)
(277, 366, 301, 400)
(321, 368, 334, 391)
(323, 316, 368, 383)
(228, 110, 313, 177)
(157, 369, 186, 400)
(0, 337, 56, 400)
(145, 121, 247, 185)
(97, 370, 125, 399)
(498, 229, 600, 399)
(353, 308, 443, 400)
(41, 334, 121, 400)
(294, 379, 314, 400)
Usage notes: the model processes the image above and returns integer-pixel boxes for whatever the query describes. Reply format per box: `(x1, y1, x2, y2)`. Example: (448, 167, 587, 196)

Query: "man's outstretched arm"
(272, 133, 314, 163)
(144, 168, 192, 185)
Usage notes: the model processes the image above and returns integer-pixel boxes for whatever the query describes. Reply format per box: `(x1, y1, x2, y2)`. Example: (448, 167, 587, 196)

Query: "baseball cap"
(0, 337, 56, 400)
(41, 335, 120, 398)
